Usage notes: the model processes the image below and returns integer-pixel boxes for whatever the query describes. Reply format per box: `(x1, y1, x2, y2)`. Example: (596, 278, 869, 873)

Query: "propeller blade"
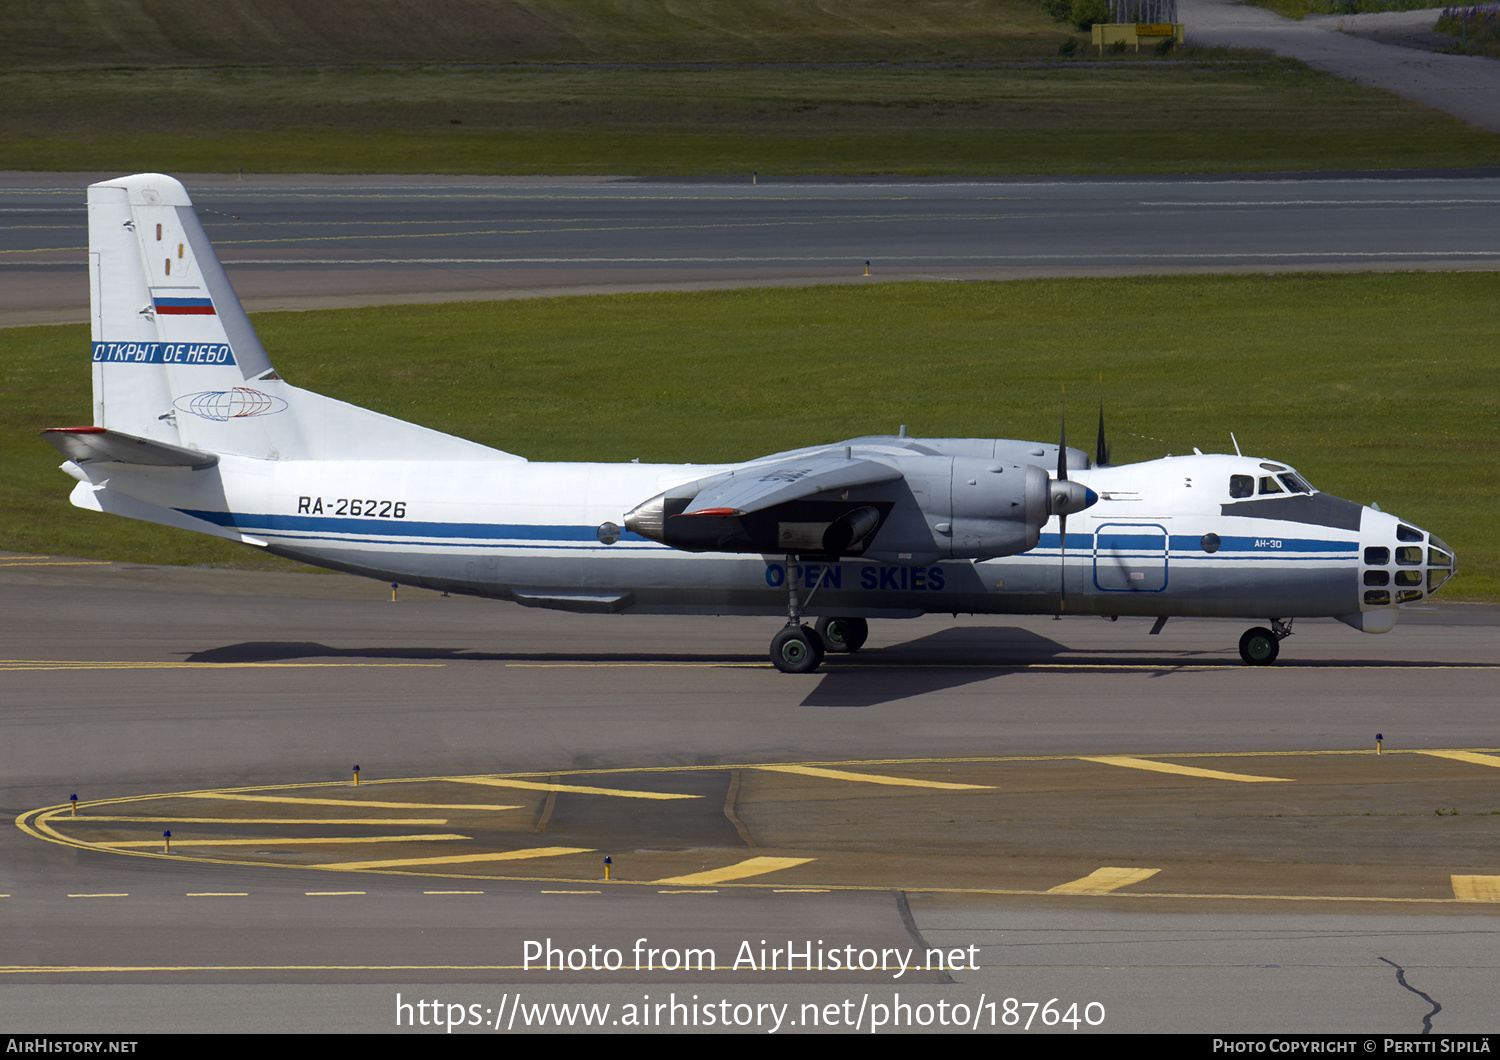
(1096, 402, 1110, 468)
(1057, 410, 1069, 482)
(1057, 401, 1068, 615)
(1058, 511, 1068, 615)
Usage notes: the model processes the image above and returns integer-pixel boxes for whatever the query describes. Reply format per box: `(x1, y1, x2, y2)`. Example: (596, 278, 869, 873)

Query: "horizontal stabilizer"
(42, 426, 218, 469)
(685, 456, 901, 515)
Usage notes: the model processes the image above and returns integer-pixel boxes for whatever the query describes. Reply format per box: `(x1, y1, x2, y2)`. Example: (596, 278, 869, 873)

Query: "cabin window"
(1258, 476, 1284, 495)
(1363, 570, 1389, 586)
(1395, 546, 1422, 566)
(1229, 475, 1253, 498)
(1200, 533, 1220, 553)
(1364, 546, 1389, 565)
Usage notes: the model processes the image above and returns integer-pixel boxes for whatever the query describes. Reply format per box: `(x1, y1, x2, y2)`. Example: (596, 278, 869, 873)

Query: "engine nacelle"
(939, 459, 1050, 560)
(624, 453, 1096, 563)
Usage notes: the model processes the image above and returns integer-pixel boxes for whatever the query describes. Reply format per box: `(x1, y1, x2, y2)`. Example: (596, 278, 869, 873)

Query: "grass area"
(4, 274, 1494, 598)
(3, 1, 1499, 175)
(1245, 0, 1444, 19)
(0, 0, 1069, 67)
(4, 60, 1497, 175)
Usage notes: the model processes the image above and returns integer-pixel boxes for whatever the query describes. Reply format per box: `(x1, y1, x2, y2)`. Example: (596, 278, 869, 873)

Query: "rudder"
(85, 173, 516, 463)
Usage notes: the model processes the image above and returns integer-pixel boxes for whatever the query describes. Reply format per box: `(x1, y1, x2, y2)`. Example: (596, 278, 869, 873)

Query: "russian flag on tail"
(154, 296, 216, 315)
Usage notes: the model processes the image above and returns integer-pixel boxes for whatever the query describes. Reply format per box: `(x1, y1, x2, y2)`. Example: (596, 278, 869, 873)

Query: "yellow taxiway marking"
(505, 661, 1500, 672)
(1452, 876, 1500, 901)
(1048, 867, 1162, 894)
(0, 660, 443, 671)
(315, 846, 593, 871)
(441, 748, 1500, 777)
(307, 891, 365, 896)
(542, 890, 601, 894)
(103, 834, 468, 848)
(67, 894, 127, 898)
(186, 893, 247, 896)
(1079, 756, 1295, 783)
(452, 778, 697, 801)
(0, 561, 111, 567)
(1421, 750, 1500, 769)
(425, 890, 484, 895)
(654, 856, 815, 886)
(60, 817, 449, 825)
(192, 793, 521, 811)
(0, 963, 539, 974)
(754, 764, 993, 790)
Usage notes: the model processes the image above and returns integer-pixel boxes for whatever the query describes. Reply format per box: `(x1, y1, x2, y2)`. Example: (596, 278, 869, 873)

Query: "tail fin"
(87, 173, 516, 462)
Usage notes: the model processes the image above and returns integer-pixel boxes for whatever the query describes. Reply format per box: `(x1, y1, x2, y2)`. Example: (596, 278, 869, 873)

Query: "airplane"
(42, 173, 1457, 673)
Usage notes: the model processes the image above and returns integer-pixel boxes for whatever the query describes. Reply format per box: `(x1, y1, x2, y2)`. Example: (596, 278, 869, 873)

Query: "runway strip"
(7, 173, 1500, 326)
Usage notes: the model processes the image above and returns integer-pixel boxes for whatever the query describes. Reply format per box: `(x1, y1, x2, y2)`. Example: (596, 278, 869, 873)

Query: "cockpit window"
(1277, 472, 1312, 494)
(1229, 475, 1253, 499)
(1258, 476, 1284, 495)
(1396, 524, 1423, 542)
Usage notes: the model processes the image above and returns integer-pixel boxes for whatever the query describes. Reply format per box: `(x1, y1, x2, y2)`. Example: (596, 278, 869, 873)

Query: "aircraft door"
(1092, 523, 1168, 592)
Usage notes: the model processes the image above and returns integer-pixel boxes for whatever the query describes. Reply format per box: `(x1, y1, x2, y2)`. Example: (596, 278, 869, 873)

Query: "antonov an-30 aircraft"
(44, 173, 1457, 673)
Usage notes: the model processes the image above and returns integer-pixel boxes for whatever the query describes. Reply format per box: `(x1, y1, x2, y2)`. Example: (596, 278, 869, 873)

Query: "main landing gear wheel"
(1238, 627, 1280, 666)
(771, 625, 825, 674)
(815, 616, 868, 654)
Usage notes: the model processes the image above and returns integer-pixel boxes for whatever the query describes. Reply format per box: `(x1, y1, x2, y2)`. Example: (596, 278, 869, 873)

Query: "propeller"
(1050, 405, 1100, 616)
(1095, 401, 1111, 468)
(1057, 412, 1070, 615)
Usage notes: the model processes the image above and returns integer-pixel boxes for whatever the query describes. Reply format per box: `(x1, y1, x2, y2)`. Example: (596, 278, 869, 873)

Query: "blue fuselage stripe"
(177, 508, 649, 544)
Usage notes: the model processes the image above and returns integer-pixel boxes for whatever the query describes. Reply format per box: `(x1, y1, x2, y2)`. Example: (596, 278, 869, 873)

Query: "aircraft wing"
(683, 455, 901, 514)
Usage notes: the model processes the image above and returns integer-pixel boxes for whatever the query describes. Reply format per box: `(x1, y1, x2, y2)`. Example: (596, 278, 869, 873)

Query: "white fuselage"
(69, 449, 1450, 631)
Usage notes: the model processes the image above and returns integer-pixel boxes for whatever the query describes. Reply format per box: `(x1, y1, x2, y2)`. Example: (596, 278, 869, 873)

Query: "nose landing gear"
(1239, 618, 1293, 665)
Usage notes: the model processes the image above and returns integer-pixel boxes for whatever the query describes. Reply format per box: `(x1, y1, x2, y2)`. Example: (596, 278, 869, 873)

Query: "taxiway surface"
(6, 172, 1500, 326)
(2, 556, 1497, 1032)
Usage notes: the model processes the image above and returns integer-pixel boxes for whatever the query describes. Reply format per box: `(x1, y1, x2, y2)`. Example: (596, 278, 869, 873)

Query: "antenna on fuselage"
(1230, 432, 1242, 457)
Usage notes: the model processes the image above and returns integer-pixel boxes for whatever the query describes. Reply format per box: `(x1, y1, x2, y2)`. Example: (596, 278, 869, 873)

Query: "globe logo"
(174, 388, 289, 421)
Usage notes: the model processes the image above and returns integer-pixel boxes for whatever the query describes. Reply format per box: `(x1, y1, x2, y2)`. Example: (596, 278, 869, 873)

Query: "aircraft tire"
(815, 616, 868, 654)
(1238, 627, 1280, 665)
(771, 625, 825, 674)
